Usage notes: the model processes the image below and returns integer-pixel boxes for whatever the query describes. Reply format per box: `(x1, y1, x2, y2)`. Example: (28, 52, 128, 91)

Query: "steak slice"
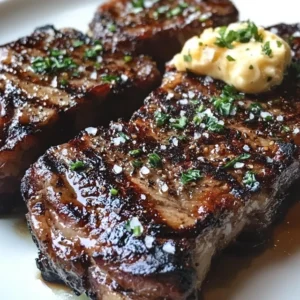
(0, 25, 160, 213)
(89, 0, 238, 65)
(22, 23, 300, 299)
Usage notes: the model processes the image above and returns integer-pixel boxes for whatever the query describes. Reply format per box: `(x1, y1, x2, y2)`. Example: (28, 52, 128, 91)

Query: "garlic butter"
(172, 22, 292, 94)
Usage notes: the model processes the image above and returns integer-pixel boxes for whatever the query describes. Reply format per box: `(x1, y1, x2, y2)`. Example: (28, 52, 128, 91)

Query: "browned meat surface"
(0, 25, 160, 213)
(22, 23, 300, 299)
(89, 0, 238, 65)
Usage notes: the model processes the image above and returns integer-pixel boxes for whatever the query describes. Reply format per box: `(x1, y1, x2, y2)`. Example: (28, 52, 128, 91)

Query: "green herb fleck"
(148, 153, 162, 168)
(262, 41, 273, 57)
(132, 159, 143, 169)
(59, 79, 68, 86)
(154, 111, 169, 127)
(72, 40, 84, 48)
(84, 44, 103, 60)
(101, 74, 119, 83)
(118, 132, 130, 141)
(125, 218, 143, 237)
(282, 125, 290, 133)
(249, 64, 254, 70)
(183, 53, 192, 63)
(110, 188, 118, 196)
(132, 0, 144, 8)
(224, 153, 251, 169)
(124, 55, 133, 63)
(212, 85, 243, 116)
(108, 23, 117, 32)
(181, 169, 202, 185)
(215, 21, 263, 49)
(226, 55, 235, 62)
(243, 171, 260, 192)
(277, 41, 283, 47)
(249, 102, 262, 115)
(170, 116, 188, 130)
(129, 149, 142, 157)
(70, 161, 85, 171)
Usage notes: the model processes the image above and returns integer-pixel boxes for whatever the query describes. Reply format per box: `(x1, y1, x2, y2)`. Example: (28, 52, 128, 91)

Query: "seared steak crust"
(0, 26, 160, 212)
(89, 0, 238, 64)
(22, 24, 300, 299)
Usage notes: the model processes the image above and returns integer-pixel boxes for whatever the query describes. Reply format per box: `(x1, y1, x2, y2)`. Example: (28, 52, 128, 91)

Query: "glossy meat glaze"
(89, 0, 238, 64)
(22, 24, 300, 299)
(0, 26, 160, 212)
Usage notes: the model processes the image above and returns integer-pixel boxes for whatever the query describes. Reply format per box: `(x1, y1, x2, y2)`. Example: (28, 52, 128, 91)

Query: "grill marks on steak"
(89, 0, 238, 64)
(0, 26, 160, 211)
(22, 24, 300, 299)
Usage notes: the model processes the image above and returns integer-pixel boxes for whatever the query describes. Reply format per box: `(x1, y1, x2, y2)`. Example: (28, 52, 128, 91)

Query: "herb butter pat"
(172, 22, 292, 94)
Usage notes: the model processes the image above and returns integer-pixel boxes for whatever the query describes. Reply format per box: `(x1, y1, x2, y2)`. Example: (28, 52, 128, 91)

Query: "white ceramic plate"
(0, 1, 299, 299)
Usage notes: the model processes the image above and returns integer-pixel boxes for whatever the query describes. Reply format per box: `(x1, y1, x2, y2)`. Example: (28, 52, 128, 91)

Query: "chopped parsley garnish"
(215, 21, 263, 49)
(226, 55, 235, 62)
(108, 23, 117, 32)
(132, 159, 143, 169)
(169, 6, 182, 17)
(224, 153, 251, 169)
(118, 132, 130, 141)
(148, 153, 162, 168)
(183, 53, 192, 63)
(206, 116, 224, 133)
(84, 43, 103, 60)
(32, 50, 77, 74)
(282, 125, 290, 133)
(94, 62, 101, 70)
(249, 64, 254, 70)
(132, 0, 144, 8)
(243, 171, 260, 192)
(72, 40, 84, 48)
(212, 85, 243, 116)
(277, 41, 283, 48)
(129, 149, 142, 157)
(101, 74, 119, 83)
(70, 161, 85, 171)
(124, 55, 133, 63)
(199, 14, 210, 22)
(262, 41, 273, 57)
(249, 102, 262, 115)
(59, 79, 68, 86)
(125, 217, 143, 237)
(170, 116, 188, 130)
(154, 111, 169, 127)
(110, 188, 119, 196)
(181, 169, 202, 185)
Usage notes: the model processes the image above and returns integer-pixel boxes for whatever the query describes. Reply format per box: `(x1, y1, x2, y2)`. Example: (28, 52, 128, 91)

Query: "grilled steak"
(0, 25, 160, 213)
(89, 0, 238, 65)
(22, 23, 300, 299)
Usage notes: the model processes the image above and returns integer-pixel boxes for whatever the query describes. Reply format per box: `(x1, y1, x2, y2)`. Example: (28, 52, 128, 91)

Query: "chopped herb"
(212, 85, 243, 116)
(282, 125, 290, 133)
(157, 5, 169, 14)
(148, 153, 162, 168)
(206, 116, 224, 133)
(183, 53, 192, 62)
(72, 40, 84, 48)
(132, 159, 143, 169)
(108, 23, 117, 32)
(125, 217, 143, 237)
(226, 55, 236, 62)
(154, 111, 169, 127)
(262, 41, 273, 57)
(94, 62, 101, 70)
(243, 171, 260, 192)
(124, 55, 133, 63)
(84, 44, 103, 59)
(199, 14, 210, 22)
(118, 132, 130, 141)
(59, 79, 68, 86)
(249, 64, 254, 70)
(31, 51, 77, 74)
(215, 21, 263, 49)
(181, 169, 202, 185)
(132, 0, 144, 8)
(277, 41, 283, 47)
(199, 42, 204, 46)
(70, 161, 85, 171)
(129, 149, 142, 157)
(249, 102, 262, 115)
(101, 74, 119, 83)
(170, 116, 188, 130)
(169, 6, 182, 17)
(110, 188, 118, 196)
(224, 153, 251, 169)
